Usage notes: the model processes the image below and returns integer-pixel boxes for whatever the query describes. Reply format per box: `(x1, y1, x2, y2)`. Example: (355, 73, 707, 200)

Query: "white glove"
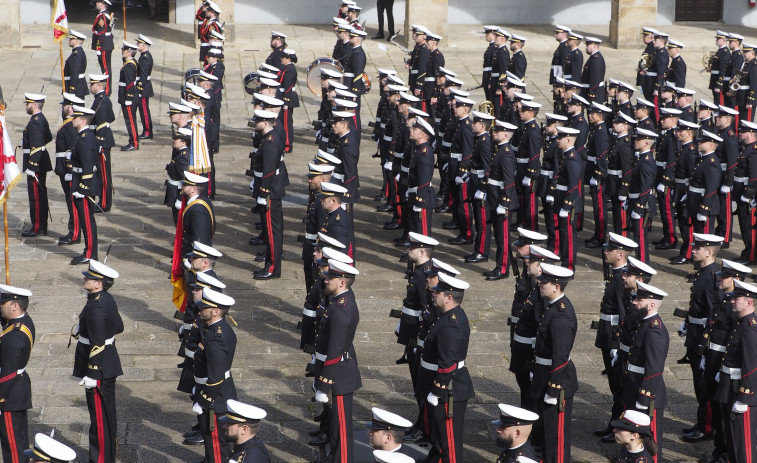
(610, 349, 618, 359)
(656, 183, 665, 193)
(496, 205, 508, 215)
(742, 195, 751, 203)
(733, 401, 749, 414)
(64, 173, 72, 181)
(79, 376, 97, 389)
(529, 371, 533, 381)
(618, 195, 627, 202)
(544, 394, 558, 405)
(311, 380, 316, 392)
(680, 194, 687, 203)
(631, 211, 642, 220)
(174, 199, 183, 209)
(697, 213, 707, 222)
(442, 163, 448, 172)
(309, 354, 316, 365)
(192, 402, 204, 415)
(611, 353, 618, 367)
(678, 321, 687, 336)
(715, 371, 721, 383)
(413, 205, 422, 212)
(558, 209, 569, 218)
(383, 161, 393, 171)
(699, 355, 705, 372)
(395, 174, 400, 182)
(589, 177, 598, 187)
(474, 190, 485, 200)
(635, 401, 648, 410)
(65, 151, 72, 160)
(257, 196, 267, 206)
(24, 169, 35, 177)
(454, 176, 464, 185)
(249, 180, 255, 192)
(720, 185, 732, 194)
(426, 392, 439, 406)
(73, 191, 85, 199)
(315, 390, 329, 403)
(621, 200, 628, 210)
(395, 320, 401, 335)
(315, 129, 322, 139)
(522, 177, 531, 187)
(545, 195, 554, 204)
(178, 324, 185, 335)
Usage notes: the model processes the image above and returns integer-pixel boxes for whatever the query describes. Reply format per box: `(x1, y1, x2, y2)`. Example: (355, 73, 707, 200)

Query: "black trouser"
(262, 198, 283, 275)
(510, 341, 535, 412)
(327, 392, 353, 463)
(138, 96, 153, 137)
(537, 396, 573, 463)
(96, 48, 113, 95)
(280, 107, 294, 152)
(688, 347, 712, 435)
(98, 148, 113, 211)
(518, 182, 538, 231)
(722, 402, 757, 463)
(409, 206, 432, 235)
(492, 208, 510, 274)
(738, 202, 757, 262)
(73, 195, 98, 260)
(0, 409, 28, 463)
(716, 191, 733, 244)
(630, 213, 649, 263)
(26, 173, 48, 233)
(302, 242, 315, 292)
(424, 399, 467, 463)
(454, 181, 472, 240)
(590, 184, 607, 242)
(556, 210, 576, 270)
(541, 198, 555, 252)
(376, 0, 395, 35)
(472, 198, 490, 256)
(86, 378, 117, 463)
(121, 103, 139, 148)
(611, 197, 629, 238)
(199, 408, 231, 463)
(207, 154, 216, 199)
(59, 175, 77, 240)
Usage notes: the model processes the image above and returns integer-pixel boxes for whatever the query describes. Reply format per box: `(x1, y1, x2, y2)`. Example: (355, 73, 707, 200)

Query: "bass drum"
(184, 68, 202, 84)
(305, 57, 344, 96)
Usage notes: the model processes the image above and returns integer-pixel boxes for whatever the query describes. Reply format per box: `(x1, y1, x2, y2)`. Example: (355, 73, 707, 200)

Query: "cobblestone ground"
(3, 12, 754, 462)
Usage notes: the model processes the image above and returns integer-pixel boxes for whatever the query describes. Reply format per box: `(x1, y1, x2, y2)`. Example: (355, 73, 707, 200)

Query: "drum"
(243, 72, 260, 95)
(306, 57, 344, 96)
(361, 72, 372, 93)
(184, 68, 202, 84)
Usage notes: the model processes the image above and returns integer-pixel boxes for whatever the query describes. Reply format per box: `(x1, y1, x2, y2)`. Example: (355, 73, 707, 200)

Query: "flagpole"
(122, 1, 126, 40)
(59, 41, 66, 93)
(4, 203, 8, 285)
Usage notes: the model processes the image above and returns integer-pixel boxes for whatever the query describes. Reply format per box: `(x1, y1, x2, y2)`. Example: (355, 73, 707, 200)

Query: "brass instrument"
(479, 100, 495, 117)
(638, 53, 652, 71)
(703, 51, 716, 70)
(729, 72, 743, 95)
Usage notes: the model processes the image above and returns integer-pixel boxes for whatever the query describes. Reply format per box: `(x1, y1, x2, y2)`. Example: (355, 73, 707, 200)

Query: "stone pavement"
(3, 13, 757, 463)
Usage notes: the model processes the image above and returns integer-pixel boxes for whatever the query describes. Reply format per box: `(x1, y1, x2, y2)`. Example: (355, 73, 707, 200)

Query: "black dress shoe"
(403, 428, 428, 443)
(670, 256, 690, 265)
(254, 255, 265, 262)
(138, 133, 153, 140)
(599, 432, 616, 443)
(442, 221, 458, 230)
(308, 428, 323, 437)
(584, 239, 602, 248)
(308, 433, 328, 446)
(434, 205, 450, 213)
(594, 425, 613, 437)
(372, 33, 385, 39)
(182, 433, 205, 445)
(374, 194, 386, 202)
(70, 255, 90, 265)
(449, 236, 473, 245)
(120, 144, 138, 151)
(249, 236, 265, 245)
(681, 425, 698, 434)
(655, 241, 677, 250)
(395, 240, 410, 248)
(651, 238, 665, 246)
(376, 204, 392, 212)
(735, 257, 752, 265)
(254, 272, 280, 280)
(465, 253, 488, 263)
(486, 270, 508, 281)
(383, 222, 400, 230)
(682, 430, 712, 442)
(183, 429, 201, 439)
(21, 229, 47, 237)
(58, 236, 80, 246)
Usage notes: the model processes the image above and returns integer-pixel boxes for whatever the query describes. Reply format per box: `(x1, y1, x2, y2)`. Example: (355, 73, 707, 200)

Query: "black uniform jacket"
(73, 290, 124, 380)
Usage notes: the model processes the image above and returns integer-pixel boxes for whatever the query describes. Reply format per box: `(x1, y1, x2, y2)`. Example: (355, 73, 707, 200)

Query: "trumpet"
(703, 51, 716, 70)
(728, 72, 743, 95)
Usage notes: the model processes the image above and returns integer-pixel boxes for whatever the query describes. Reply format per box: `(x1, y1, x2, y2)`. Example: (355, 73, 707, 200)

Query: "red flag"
(0, 111, 22, 206)
(171, 197, 188, 312)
